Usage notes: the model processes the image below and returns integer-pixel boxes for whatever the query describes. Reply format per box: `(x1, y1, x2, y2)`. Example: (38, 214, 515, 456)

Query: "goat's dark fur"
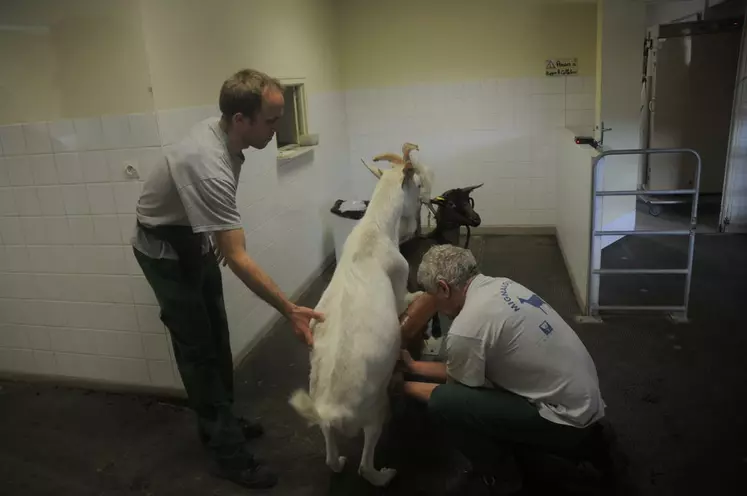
(399, 184, 483, 354)
(428, 184, 483, 247)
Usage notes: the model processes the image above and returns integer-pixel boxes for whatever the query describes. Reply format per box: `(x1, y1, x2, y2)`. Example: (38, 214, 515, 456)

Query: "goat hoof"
(360, 467, 397, 487)
(328, 456, 346, 473)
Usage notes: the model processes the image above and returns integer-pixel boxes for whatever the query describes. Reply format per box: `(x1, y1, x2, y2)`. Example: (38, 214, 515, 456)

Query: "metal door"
(722, 12, 747, 233)
(647, 20, 742, 196)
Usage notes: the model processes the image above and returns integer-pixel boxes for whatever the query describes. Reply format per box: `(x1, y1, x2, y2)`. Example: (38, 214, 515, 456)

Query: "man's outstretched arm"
(403, 381, 440, 403)
(215, 228, 323, 344)
(400, 349, 448, 383)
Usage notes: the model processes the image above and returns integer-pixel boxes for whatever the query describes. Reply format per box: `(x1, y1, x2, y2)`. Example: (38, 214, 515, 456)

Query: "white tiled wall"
(0, 112, 172, 387)
(345, 76, 595, 226)
(1, 75, 590, 389)
(0, 90, 350, 391)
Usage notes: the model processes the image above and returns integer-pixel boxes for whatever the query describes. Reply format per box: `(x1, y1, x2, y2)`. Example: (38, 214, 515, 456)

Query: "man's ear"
(234, 111, 255, 126)
(437, 280, 451, 298)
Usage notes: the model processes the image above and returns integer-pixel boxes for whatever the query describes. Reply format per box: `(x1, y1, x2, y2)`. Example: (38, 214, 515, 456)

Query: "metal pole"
(586, 156, 601, 316)
(593, 268, 689, 275)
(594, 229, 690, 236)
(596, 188, 696, 197)
(682, 151, 702, 320)
(597, 305, 687, 312)
(597, 147, 698, 157)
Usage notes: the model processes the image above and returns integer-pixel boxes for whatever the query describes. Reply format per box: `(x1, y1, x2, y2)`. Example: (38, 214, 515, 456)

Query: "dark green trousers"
(429, 383, 595, 473)
(134, 248, 251, 470)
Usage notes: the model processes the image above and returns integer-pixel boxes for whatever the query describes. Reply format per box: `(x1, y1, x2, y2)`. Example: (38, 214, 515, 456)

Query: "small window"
(276, 83, 308, 151)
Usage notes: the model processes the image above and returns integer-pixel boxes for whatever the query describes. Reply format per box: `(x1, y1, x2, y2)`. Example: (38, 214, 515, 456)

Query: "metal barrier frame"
(586, 148, 702, 322)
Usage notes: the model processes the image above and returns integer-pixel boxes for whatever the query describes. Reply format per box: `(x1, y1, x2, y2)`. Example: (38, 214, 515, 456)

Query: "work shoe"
(444, 469, 523, 496)
(217, 460, 278, 490)
(199, 418, 264, 445)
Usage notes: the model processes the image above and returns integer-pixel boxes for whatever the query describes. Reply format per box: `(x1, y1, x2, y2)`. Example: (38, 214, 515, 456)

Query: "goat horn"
(401, 142, 419, 154)
(402, 143, 419, 169)
(360, 158, 383, 179)
(462, 183, 484, 193)
(372, 153, 405, 166)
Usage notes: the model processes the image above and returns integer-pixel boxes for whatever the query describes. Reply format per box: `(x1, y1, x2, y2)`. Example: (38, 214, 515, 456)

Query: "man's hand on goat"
(288, 305, 325, 346)
(399, 349, 414, 371)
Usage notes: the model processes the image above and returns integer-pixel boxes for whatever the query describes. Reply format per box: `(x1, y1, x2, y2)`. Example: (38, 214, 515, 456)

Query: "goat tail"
(289, 389, 321, 426)
(289, 390, 357, 434)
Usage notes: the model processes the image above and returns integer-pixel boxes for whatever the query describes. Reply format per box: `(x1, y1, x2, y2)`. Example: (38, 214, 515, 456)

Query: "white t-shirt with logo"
(445, 274, 605, 428)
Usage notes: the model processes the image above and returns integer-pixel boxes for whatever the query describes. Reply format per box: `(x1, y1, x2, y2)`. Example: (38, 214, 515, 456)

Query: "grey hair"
(417, 245, 480, 293)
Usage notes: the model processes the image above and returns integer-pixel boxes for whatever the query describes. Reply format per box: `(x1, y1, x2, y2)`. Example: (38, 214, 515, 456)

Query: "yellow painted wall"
(337, 0, 598, 89)
(0, 0, 343, 123)
(138, 0, 343, 110)
(0, 31, 61, 124)
(0, 0, 154, 124)
(1, 0, 595, 120)
(52, 5, 153, 118)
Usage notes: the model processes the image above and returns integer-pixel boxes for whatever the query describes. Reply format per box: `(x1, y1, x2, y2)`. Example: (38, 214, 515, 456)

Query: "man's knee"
(428, 383, 466, 426)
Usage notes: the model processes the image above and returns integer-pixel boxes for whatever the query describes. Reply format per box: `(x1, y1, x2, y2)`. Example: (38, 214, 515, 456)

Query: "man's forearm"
(409, 360, 448, 383)
(404, 381, 439, 402)
(227, 251, 292, 317)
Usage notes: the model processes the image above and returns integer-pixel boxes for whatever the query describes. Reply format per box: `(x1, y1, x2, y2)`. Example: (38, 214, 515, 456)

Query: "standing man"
(401, 245, 610, 495)
(132, 68, 323, 490)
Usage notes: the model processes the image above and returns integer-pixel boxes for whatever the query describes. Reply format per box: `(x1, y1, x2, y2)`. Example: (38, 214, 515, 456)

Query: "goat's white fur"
(289, 146, 430, 487)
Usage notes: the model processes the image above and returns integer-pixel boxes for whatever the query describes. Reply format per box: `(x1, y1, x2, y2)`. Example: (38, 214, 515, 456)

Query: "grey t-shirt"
(446, 274, 606, 428)
(132, 118, 244, 259)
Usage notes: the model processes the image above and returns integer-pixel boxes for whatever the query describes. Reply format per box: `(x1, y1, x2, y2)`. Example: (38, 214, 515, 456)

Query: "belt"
(137, 221, 206, 283)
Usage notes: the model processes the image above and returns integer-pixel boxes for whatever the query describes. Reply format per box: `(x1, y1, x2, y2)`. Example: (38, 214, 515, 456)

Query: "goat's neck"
(365, 179, 405, 244)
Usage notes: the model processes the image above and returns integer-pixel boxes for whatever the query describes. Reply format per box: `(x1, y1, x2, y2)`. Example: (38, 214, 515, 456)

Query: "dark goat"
(399, 184, 483, 352)
(427, 183, 483, 248)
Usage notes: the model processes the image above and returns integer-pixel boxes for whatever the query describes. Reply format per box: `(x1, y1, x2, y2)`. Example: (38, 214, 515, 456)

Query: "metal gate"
(587, 148, 702, 322)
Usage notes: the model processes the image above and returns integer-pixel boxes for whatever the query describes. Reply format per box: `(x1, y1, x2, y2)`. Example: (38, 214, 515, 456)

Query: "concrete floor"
(1, 234, 746, 495)
(635, 196, 722, 234)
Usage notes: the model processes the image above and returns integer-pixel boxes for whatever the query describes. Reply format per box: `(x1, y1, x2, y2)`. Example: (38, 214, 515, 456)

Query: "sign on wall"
(546, 58, 578, 76)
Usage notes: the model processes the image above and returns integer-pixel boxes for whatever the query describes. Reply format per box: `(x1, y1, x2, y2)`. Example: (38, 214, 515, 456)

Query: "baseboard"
(0, 370, 188, 400)
(464, 225, 556, 236)
(231, 252, 336, 369)
(554, 227, 587, 314)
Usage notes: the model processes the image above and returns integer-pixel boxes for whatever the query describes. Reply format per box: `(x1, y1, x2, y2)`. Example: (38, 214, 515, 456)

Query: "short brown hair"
(219, 69, 284, 121)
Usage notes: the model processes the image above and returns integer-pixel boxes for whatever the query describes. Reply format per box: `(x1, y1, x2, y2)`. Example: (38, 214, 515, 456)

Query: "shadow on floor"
(1, 235, 746, 495)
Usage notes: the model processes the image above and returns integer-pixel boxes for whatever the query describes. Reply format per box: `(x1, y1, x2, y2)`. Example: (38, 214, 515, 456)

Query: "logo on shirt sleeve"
(518, 293, 548, 314)
(539, 320, 554, 336)
(500, 280, 521, 312)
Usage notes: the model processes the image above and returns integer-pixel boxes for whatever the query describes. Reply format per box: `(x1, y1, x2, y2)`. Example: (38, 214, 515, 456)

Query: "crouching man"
(401, 245, 609, 495)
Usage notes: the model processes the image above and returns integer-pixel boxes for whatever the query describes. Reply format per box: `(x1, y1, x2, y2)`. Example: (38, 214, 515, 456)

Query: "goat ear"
(373, 153, 404, 166)
(462, 183, 484, 193)
(402, 142, 419, 155)
(360, 159, 383, 179)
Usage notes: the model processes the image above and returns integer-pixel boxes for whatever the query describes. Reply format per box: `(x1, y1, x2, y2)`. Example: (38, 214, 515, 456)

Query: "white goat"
(289, 143, 430, 487)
